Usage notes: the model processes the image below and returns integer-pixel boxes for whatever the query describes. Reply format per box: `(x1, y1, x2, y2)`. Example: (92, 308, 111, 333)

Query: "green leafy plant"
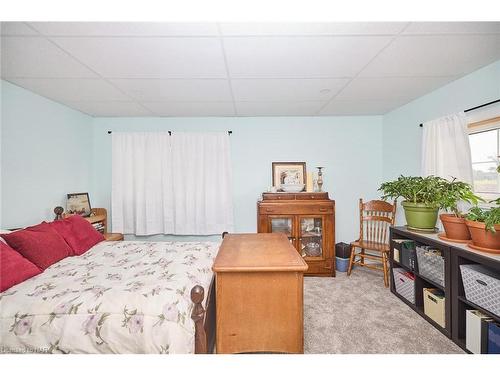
(379, 175, 449, 207)
(466, 205, 500, 232)
(379, 175, 482, 213)
(440, 178, 483, 216)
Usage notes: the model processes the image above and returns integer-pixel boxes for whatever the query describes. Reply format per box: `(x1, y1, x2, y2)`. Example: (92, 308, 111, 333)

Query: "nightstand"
(104, 233, 124, 241)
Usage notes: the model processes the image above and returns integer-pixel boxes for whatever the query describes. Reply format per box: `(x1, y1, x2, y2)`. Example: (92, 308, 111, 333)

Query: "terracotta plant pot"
(440, 214, 471, 241)
(465, 220, 500, 250)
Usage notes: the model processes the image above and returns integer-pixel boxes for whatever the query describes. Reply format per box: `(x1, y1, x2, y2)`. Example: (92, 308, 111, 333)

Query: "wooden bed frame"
(189, 231, 228, 354)
(190, 277, 216, 354)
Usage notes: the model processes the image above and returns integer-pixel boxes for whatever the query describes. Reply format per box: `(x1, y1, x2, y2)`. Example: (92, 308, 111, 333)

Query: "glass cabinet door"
(299, 217, 323, 258)
(269, 217, 295, 245)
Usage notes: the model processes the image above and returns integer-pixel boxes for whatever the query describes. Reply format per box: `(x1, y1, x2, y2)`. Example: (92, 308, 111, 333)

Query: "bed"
(0, 240, 219, 354)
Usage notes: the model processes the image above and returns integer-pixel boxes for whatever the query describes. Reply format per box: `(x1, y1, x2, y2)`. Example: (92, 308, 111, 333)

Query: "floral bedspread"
(0, 240, 219, 354)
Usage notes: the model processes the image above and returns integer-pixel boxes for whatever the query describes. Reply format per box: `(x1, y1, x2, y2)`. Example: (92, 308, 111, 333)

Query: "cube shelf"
(390, 226, 500, 353)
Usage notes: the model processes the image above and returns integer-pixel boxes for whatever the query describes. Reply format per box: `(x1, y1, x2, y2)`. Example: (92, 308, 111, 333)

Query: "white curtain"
(421, 112, 473, 183)
(112, 132, 233, 235)
(170, 132, 233, 235)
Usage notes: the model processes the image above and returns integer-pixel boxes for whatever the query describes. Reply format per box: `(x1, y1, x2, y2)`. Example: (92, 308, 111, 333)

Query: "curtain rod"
(107, 130, 232, 135)
(419, 98, 500, 128)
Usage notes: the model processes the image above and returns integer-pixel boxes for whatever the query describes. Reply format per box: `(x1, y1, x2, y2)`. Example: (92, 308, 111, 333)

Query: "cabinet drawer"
(262, 193, 295, 201)
(295, 193, 329, 200)
(259, 204, 333, 215)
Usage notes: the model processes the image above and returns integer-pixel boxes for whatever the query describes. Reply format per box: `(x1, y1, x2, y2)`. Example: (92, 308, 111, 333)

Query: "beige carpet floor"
(303, 267, 464, 354)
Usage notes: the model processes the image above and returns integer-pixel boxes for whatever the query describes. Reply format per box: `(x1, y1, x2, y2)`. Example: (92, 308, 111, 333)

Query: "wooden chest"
(213, 233, 308, 354)
(257, 192, 336, 276)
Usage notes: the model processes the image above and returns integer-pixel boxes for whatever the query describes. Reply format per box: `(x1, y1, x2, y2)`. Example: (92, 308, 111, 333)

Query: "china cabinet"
(257, 192, 335, 276)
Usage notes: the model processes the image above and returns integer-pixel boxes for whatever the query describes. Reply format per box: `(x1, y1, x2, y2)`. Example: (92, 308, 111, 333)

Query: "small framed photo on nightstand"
(66, 192, 92, 217)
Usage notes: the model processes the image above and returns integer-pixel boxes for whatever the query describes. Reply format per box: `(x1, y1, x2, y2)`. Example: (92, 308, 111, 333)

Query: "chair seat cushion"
(350, 240, 389, 252)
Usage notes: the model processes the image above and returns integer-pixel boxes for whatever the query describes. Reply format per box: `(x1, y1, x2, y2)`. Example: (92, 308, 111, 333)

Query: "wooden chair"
(347, 199, 397, 287)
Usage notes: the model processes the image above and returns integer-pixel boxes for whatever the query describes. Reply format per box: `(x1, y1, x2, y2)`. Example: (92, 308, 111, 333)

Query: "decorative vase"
(316, 167, 324, 192)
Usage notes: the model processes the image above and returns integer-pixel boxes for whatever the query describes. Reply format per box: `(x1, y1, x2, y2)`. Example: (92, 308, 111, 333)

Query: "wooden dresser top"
(261, 192, 330, 201)
(213, 233, 308, 273)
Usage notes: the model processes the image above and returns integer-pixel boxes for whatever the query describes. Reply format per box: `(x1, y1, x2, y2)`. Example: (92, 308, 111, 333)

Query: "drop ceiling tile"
(219, 22, 408, 36)
(7, 78, 131, 102)
(51, 37, 228, 78)
(109, 79, 232, 101)
(29, 22, 219, 36)
(231, 78, 349, 101)
(403, 22, 500, 35)
(66, 101, 152, 117)
(360, 34, 500, 77)
(319, 99, 408, 115)
(336, 76, 455, 101)
(235, 101, 324, 116)
(1, 37, 98, 78)
(142, 101, 235, 116)
(223, 36, 393, 78)
(1, 22, 39, 36)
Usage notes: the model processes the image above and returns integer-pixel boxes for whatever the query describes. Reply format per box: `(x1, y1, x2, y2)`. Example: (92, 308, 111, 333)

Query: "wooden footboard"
(191, 232, 228, 354)
(190, 276, 216, 354)
(190, 232, 225, 353)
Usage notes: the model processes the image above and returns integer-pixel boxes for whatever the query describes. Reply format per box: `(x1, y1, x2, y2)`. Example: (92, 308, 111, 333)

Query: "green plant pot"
(401, 201, 439, 230)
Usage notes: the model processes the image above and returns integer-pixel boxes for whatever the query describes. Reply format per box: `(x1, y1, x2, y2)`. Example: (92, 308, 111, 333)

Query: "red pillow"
(1, 222, 72, 270)
(50, 215, 104, 256)
(1, 241, 41, 292)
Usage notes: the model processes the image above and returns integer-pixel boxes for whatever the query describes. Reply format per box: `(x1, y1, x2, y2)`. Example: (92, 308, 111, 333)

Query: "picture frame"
(272, 162, 306, 191)
(66, 192, 92, 217)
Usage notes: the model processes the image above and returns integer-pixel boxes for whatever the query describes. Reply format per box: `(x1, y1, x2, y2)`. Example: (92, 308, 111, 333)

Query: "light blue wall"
(382, 60, 500, 224)
(91, 116, 384, 243)
(1, 80, 93, 228)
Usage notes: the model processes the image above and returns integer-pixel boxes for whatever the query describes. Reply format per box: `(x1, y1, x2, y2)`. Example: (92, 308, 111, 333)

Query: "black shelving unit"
(390, 226, 500, 353)
(450, 244, 500, 352)
(390, 228, 451, 337)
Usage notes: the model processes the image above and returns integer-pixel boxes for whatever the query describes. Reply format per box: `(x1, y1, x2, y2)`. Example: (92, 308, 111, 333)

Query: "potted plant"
(439, 178, 482, 241)
(465, 204, 500, 252)
(379, 176, 448, 231)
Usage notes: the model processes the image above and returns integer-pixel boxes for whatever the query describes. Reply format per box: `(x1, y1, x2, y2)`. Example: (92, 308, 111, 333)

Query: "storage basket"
(393, 268, 415, 304)
(423, 288, 445, 328)
(460, 264, 500, 316)
(416, 246, 445, 287)
(392, 240, 417, 271)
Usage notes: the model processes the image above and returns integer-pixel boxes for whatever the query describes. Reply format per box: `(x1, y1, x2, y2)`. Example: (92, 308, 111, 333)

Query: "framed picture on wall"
(272, 162, 306, 191)
(66, 192, 92, 217)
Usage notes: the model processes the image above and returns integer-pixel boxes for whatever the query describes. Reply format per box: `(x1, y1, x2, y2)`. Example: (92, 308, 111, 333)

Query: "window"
(469, 124, 500, 201)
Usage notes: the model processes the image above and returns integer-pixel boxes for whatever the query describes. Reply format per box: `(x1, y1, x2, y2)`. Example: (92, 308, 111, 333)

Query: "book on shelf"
(466, 309, 493, 354)
(92, 222, 105, 233)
